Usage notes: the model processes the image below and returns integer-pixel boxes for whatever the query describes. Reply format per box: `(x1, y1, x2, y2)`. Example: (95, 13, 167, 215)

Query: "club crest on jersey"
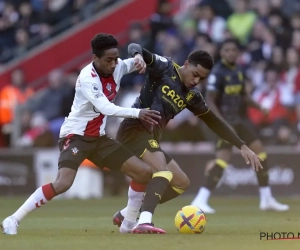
(148, 139, 159, 148)
(91, 83, 99, 93)
(106, 83, 112, 92)
(71, 147, 79, 155)
(186, 91, 195, 101)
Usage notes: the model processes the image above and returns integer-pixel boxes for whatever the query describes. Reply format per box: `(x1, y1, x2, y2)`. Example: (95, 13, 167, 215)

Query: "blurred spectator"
(227, 0, 256, 45)
(149, 0, 175, 52)
(248, 65, 295, 144)
(3, 0, 300, 148)
(15, 111, 54, 148)
(28, 69, 68, 139)
(196, 2, 226, 43)
(0, 68, 34, 146)
(281, 47, 300, 93)
(0, 0, 117, 63)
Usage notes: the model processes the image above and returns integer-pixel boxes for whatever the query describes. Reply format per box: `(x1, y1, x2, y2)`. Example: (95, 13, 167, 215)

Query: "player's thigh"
(167, 159, 190, 189)
(117, 123, 169, 172)
(121, 155, 152, 184)
(88, 136, 151, 183)
(58, 135, 95, 171)
(141, 149, 170, 173)
(88, 136, 132, 170)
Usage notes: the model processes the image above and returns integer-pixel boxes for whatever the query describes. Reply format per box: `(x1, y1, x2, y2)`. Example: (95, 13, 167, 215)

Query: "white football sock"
(12, 184, 55, 221)
(138, 211, 152, 224)
(123, 186, 144, 224)
(191, 187, 211, 205)
(259, 186, 272, 201)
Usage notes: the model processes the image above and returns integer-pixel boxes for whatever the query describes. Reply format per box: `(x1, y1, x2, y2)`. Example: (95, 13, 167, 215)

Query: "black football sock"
(204, 159, 227, 191)
(256, 152, 269, 187)
(138, 171, 173, 223)
(160, 185, 185, 204)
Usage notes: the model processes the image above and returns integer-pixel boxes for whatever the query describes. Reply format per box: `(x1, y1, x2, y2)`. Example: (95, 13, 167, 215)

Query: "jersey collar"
(221, 59, 236, 70)
(173, 62, 183, 81)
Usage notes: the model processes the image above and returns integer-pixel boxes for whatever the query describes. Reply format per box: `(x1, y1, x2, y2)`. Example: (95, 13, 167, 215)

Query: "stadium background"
(0, 0, 300, 204)
(1, 1, 300, 249)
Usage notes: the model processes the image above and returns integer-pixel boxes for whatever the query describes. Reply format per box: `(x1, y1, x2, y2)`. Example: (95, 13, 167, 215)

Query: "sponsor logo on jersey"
(224, 84, 243, 95)
(161, 85, 187, 111)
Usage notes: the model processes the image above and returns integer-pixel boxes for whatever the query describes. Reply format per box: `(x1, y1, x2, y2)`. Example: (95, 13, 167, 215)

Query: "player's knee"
(181, 175, 190, 190)
(172, 173, 190, 190)
(138, 164, 152, 183)
(204, 160, 216, 175)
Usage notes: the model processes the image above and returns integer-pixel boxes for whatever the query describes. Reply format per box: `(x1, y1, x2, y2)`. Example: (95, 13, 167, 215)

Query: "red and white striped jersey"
(60, 58, 141, 138)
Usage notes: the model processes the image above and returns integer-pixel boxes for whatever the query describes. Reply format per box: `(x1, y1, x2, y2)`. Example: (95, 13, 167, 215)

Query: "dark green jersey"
(130, 54, 209, 139)
(206, 60, 247, 124)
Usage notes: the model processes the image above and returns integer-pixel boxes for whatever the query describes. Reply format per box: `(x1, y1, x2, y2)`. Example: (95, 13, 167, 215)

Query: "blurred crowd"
(116, 0, 300, 147)
(1, 0, 300, 149)
(0, 0, 116, 64)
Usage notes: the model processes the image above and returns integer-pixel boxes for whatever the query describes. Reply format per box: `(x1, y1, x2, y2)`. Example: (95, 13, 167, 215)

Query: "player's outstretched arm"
(206, 91, 235, 131)
(199, 110, 263, 171)
(81, 81, 160, 125)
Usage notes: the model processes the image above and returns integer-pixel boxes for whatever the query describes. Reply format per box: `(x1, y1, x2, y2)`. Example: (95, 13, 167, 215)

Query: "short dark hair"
(220, 38, 240, 49)
(91, 33, 118, 58)
(187, 50, 214, 70)
(265, 63, 279, 73)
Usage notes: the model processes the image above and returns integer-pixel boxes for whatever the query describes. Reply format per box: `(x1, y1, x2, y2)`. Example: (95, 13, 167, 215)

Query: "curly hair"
(187, 50, 214, 70)
(91, 33, 118, 58)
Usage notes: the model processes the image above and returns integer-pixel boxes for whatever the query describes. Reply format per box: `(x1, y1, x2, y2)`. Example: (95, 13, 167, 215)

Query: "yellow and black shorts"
(116, 119, 172, 164)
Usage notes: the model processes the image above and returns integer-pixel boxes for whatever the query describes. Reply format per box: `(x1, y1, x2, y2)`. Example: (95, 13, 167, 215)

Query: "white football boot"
(191, 202, 216, 214)
(260, 197, 290, 211)
(1, 216, 19, 235)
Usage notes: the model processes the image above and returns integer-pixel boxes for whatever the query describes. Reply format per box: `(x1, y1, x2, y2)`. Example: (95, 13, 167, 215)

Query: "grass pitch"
(0, 196, 299, 250)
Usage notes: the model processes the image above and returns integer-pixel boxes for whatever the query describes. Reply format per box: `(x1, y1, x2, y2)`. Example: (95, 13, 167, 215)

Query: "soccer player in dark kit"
(112, 42, 263, 234)
(191, 39, 289, 213)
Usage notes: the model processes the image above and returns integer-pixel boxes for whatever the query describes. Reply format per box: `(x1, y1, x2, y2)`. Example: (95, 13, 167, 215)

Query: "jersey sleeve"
(186, 90, 210, 116)
(206, 71, 223, 93)
(118, 58, 136, 75)
(147, 54, 170, 77)
(79, 74, 140, 118)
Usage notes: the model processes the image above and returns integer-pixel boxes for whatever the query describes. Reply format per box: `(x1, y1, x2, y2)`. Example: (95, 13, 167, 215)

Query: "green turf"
(0, 196, 299, 250)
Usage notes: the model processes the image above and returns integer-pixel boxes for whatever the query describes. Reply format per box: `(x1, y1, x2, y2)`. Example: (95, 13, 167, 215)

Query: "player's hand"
(134, 54, 146, 74)
(138, 109, 161, 125)
(240, 144, 263, 171)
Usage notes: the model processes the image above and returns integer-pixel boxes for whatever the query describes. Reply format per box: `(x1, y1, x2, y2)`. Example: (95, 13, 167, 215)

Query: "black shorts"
(216, 119, 259, 150)
(58, 134, 134, 170)
(116, 120, 172, 164)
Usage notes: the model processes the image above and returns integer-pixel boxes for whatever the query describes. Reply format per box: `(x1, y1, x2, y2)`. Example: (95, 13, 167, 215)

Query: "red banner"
(0, 0, 157, 89)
